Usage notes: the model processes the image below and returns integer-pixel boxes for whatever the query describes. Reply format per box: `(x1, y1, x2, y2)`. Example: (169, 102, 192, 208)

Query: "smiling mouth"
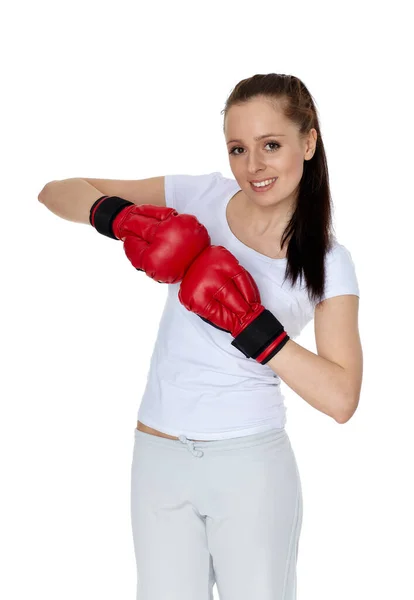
(250, 177, 277, 184)
(250, 177, 278, 191)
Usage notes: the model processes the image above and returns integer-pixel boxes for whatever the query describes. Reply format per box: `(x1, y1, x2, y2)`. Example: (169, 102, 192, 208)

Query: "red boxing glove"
(178, 245, 290, 364)
(115, 204, 211, 284)
(90, 196, 211, 284)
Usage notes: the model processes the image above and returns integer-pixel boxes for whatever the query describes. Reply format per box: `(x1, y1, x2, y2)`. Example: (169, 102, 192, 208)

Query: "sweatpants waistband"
(134, 426, 287, 457)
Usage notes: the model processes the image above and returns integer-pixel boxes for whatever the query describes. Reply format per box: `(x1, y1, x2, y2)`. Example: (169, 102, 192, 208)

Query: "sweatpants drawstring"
(178, 435, 204, 458)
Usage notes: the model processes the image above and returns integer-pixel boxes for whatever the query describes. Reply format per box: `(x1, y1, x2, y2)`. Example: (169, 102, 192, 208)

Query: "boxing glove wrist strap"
(231, 309, 290, 365)
(89, 195, 134, 240)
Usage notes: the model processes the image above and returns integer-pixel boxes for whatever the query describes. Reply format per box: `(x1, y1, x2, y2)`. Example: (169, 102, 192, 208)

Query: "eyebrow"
(226, 133, 287, 145)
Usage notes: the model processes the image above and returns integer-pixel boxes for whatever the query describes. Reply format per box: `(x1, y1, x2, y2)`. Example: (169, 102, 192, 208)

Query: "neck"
(238, 191, 295, 240)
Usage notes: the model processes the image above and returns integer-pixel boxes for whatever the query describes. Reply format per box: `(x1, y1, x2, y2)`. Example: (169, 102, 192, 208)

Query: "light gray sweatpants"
(130, 426, 303, 600)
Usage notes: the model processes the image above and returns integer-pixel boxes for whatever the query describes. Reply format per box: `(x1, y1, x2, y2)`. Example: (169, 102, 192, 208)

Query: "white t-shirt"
(137, 171, 360, 440)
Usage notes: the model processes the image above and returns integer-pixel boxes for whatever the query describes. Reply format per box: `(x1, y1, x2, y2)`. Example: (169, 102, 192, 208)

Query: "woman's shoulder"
(325, 237, 354, 261)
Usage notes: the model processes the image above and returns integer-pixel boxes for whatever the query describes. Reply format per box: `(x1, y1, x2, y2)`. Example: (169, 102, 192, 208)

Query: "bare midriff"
(136, 420, 210, 442)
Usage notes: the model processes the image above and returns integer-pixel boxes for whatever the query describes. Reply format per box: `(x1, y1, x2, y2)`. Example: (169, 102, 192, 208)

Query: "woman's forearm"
(267, 339, 354, 423)
(38, 178, 104, 224)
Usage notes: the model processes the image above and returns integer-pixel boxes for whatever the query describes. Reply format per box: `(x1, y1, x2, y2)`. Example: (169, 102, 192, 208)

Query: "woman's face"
(224, 97, 316, 208)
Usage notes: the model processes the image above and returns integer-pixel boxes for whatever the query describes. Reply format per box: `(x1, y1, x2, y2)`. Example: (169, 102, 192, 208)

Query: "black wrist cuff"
(231, 309, 288, 360)
(90, 195, 134, 240)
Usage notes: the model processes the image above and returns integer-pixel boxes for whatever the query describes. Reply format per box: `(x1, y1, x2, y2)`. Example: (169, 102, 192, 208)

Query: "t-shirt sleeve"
(164, 172, 221, 215)
(319, 243, 360, 302)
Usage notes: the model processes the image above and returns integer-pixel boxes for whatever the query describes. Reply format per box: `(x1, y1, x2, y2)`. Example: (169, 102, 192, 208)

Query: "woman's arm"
(38, 179, 104, 224)
(38, 176, 166, 224)
(267, 295, 363, 423)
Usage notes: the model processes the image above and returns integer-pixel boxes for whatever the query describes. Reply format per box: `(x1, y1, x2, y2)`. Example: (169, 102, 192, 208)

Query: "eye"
(229, 142, 281, 156)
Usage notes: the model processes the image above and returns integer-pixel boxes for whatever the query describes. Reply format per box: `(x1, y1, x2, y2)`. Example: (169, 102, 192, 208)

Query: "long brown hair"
(221, 73, 335, 306)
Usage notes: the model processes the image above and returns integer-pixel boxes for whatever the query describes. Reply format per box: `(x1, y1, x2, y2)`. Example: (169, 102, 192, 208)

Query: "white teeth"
(251, 178, 276, 187)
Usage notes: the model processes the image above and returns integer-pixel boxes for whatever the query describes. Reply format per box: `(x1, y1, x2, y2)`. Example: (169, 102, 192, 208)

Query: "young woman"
(39, 73, 363, 599)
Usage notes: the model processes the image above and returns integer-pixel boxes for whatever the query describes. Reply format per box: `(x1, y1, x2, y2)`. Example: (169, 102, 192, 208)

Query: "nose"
(246, 149, 267, 174)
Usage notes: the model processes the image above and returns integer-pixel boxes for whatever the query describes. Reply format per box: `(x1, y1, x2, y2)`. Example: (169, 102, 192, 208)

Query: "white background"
(1, 0, 413, 598)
